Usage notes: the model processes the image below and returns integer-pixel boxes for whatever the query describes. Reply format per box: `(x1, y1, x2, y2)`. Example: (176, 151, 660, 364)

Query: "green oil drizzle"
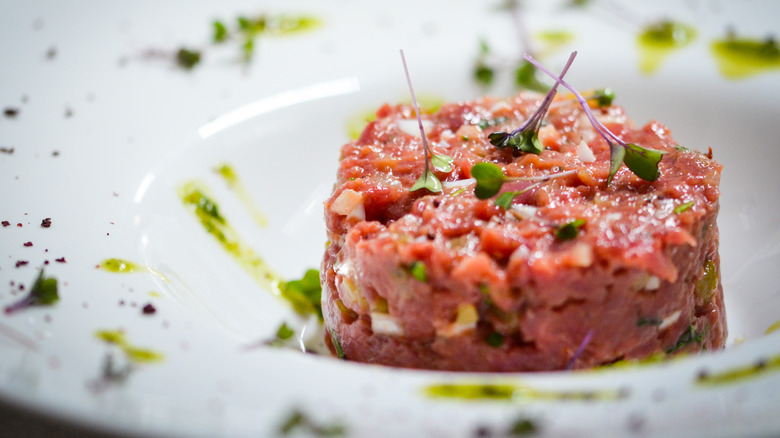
(535, 30, 576, 56)
(95, 330, 164, 363)
(711, 36, 780, 79)
(766, 319, 780, 335)
(424, 382, 626, 402)
(213, 162, 269, 227)
(99, 258, 167, 281)
(696, 354, 780, 387)
(346, 108, 376, 140)
(637, 21, 697, 74)
(178, 180, 283, 294)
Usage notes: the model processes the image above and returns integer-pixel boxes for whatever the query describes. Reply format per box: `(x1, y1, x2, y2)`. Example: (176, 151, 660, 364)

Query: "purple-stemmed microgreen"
(4, 269, 58, 314)
(400, 50, 453, 193)
(566, 329, 594, 370)
(471, 162, 576, 208)
(487, 51, 577, 154)
(525, 53, 667, 185)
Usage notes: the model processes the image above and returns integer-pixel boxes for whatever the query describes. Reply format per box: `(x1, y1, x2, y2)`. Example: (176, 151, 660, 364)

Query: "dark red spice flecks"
(2, 221, 9, 227)
(41, 218, 52, 228)
(0, 147, 14, 154)
(142, 303, 156, 315)
(55, 257, 66, 263)
(23, 242, 33, 247)
(16, 223, 22, 227)
(15, 260, 29, 268)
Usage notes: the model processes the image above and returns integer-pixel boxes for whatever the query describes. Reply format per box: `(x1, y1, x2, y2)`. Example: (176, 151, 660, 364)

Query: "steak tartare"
(321, 90, 725, 371)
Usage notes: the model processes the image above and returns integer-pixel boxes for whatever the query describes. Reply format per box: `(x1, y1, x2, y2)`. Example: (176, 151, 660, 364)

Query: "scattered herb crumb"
(278, 409, 347, 437)
(4, 269, 59, 314)
(3, 107, 19, 118)
(0, 147, 14, 154)
(554, 219, 585, 240)
(175, 48, 201, 70)
(508, 417, 539, 436)
(46, 46, 57, 60)
(674, 200, 695, 214)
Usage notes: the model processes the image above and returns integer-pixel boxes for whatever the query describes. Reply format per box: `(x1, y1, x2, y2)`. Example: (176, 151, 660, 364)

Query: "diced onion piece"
(442, 178, 476, 189)
(509, 204, 538, 220)
(331, 189, 365, 220)
(370, 312, 404, 336)
(397, 119, 433, 137)
(336, 275, 367, 312)
(439, 304, 478, 337)
(644, 275, 661, 291)
(659, 310, 681, 330)
(575, 140, 596, 163)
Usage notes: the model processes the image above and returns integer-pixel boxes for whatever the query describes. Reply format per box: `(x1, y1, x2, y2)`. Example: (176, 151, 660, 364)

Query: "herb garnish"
(409, 261, 427, 282)
(487, 51, 576, 154)
(666, 324, 708, 354)
(175, 48, 201, 70)
(525, 53, 667, 184)
(4, 269, 58, 314)
(674, 200, 695, 214)
(278, 409, 346, 437)
(471, 162, 576, 207)
(554, 218, 585, 240)
(280, 269, 323, 321)
(400, 50, 453, 193)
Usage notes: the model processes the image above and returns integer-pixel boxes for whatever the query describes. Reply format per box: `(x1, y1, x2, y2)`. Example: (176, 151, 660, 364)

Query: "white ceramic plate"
(1, 1, 780, 436)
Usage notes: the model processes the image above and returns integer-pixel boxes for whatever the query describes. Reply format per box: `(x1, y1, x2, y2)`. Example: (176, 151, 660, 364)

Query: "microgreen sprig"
(400, 50, 454, 193)
(487, 51, 577, 155)
(471, 162, 576, 208)
(524, 53, 667, 185)
(4, 269, 59, 314)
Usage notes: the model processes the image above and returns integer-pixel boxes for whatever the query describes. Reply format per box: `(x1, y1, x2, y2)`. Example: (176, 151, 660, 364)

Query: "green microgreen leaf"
(593, 87, 615, 107)
(430, 153, 454, 173)
(514, 60, 549, 92)
(495, 191, 519, 210)
(554, 218, 585, 240)
(213, 20, 228, 43)
(477, 117, 508, 131)
(623, 143, 666, 182)
(410, 261, 427, 282)
(175, 48, 201, 70)
(674, 200, 695, 214)
(471, 162, 507, 199)
(410, 170, 443, 193)
(4, 270, 59, 314)
(607, 142, 626, 185)
(280, 269, 322, 320)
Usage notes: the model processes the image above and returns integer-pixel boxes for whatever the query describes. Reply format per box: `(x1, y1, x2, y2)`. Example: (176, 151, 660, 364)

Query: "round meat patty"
(321, 91, 725, 371)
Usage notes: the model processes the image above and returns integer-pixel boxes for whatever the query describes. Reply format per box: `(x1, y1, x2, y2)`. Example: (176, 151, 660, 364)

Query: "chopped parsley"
(674, 200, 695, 214)
(4, 270, 59, 314)
(486, 332, 504, 347)
(666, 324, 708, 354)
(278, 409, 346, 437)
(409, 261, 427, 282)
(175, 48, 201, 70)
(554, 219, 585, 240)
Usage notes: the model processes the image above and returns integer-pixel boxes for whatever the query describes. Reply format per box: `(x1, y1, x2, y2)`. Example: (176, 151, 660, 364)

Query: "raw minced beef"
(321, 91, 725, 371)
